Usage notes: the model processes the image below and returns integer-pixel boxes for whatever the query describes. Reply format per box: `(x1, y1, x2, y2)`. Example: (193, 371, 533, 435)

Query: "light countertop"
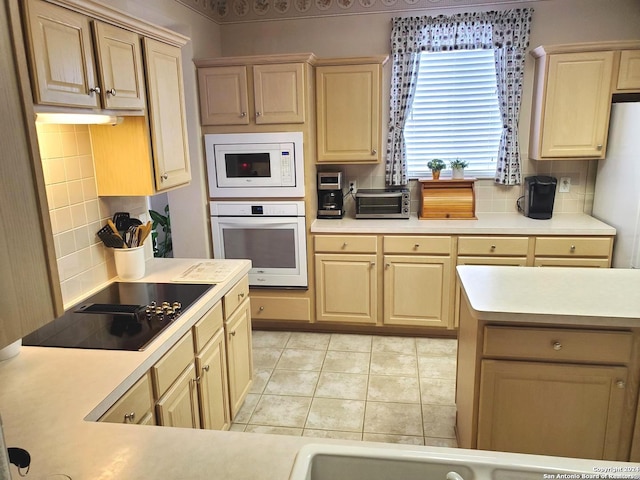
(311, 213, 616, 235)
(457, 265, 640, 327)
(1, 258, 638, 479)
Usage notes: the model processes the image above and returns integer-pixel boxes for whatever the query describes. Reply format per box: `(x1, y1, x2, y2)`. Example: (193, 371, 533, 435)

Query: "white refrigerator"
(592, 101, 640, 268)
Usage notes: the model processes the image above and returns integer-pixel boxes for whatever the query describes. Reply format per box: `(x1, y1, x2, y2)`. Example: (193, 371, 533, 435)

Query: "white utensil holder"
(114, 246, 146, 280)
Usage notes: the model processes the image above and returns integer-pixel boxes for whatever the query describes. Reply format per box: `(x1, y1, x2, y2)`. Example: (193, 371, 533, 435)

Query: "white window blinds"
(404, 49, 503, 179)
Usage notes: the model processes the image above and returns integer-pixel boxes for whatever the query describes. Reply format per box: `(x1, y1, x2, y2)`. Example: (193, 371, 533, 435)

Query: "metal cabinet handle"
(616, 380, 626, 389)
(89, 86, 101, 95)
(240, 112, 247, 117)
(570, 245, 576, 251)
(490, 245, 496, 251)
(161, 173, 169, 181)
(370, 261, 376, 267)
(552, 341, 562, 351)
(414, 243, 420, 249)
(256, 111, 262, 117)
(203, 365, 210, 373)
(123, 412, 135, 423)
(371, 149, 377, 155)
(106, 88, 117, 97)
(238, 292, 245, 300)
(259, 306, 264, 311)
(342, 242, 348, 248)
(230, 330, 236, 337)
(385, 263, 390, 268)
(597, 144, 603, 150)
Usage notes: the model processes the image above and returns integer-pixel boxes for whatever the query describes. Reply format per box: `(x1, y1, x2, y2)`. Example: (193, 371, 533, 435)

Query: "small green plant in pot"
(450, 158, 469, 179)
(427, 159, 446, 180)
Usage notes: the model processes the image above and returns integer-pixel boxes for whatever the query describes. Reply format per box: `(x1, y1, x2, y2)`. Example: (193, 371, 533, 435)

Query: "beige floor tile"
(264, 370, 320, 396)
(416, 337, 457, 357)
(252, 347, 282, 369)
(249, 395, 312, 428)
(363, 433, 425, 445)
(420, 378, 456, 405)
(229, 423, 246, 432)
(323, 350, 370, 374)
(305, 398, 365, 432)
(417, 356, 457, 380)
(303, 429, 363, 441)
(422, 404, 457, 439)
(233, 393, 260, 424)
(275, 348, 326, 371)
(286, 332, 331, 350)
(363, 402, 423, 436)
(328, 334, 373, 353)
(425, 437, 458, 448)
(244, 425, 303, 436)
(372, 336, 417, 355)
(367, 375, 420, 403)
(315, 372, 368, 400)
(249, 368, 272, 394)
(252, 331, 291, 349)
(370, 352, 417, 377)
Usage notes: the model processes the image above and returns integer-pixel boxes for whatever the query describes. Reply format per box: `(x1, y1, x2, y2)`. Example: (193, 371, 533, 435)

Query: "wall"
(219, 0, 640, 215)
(102, 0, 223, 258)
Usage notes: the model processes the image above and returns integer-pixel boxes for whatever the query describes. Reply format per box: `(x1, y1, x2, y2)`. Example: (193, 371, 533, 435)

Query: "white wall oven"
(210, 201, 307, 288)
(205, 132, 305, 198)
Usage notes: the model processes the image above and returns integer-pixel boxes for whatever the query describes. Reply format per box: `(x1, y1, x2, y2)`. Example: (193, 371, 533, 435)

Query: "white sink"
(289, 444, 637, 480)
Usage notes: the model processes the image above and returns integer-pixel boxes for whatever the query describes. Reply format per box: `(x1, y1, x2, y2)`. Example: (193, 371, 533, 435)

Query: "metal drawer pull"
(372, 149, 377, 155)
(342, 242, 348, 248)
(123, 412, 135, 423)
(414, 243, 420, 249)
(370, 262, 376, 268)
(490, 245, 496, 251)
(106, 88, 117, 97)
(230, 331, 236, 337)
(89, 86, 101, 95)
(240, 112, 247, 117)
(259, 306, 265, 311)
(570, 245, 576, 251)
(552, 341, 562, 351)
(616, 380, 626, 389)
(238, 292, 245, 300)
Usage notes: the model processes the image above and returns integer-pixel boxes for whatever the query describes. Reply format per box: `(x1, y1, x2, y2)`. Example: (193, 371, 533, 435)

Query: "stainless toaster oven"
(355, 188, 410, 219)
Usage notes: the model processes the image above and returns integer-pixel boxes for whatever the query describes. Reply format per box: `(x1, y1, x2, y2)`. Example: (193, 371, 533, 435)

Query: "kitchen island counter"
(311, 212, 615, 235)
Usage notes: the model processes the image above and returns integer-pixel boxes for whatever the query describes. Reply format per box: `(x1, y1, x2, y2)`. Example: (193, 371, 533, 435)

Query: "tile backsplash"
(36, 123, 149, 307)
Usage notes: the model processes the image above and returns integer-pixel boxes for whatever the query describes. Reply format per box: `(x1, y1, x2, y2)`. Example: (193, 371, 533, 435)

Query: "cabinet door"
(539, 52, 614, 159)
(143, 38, 191, 191)
(384, 255, 451, 328)
(24, 0, 99, 108)
(617, 50, 640, 91)
(225, 298, 253, 419)
(196, 329, 231, 431)
(253, 63, 305, 124)
(198, 66, 249, 125)
(92, 22, 146, 110)
(316, 64, 381, 163)
(315, 254, 377, 324)
(156, 363, 201, 429)
(478, 360, 627, 460)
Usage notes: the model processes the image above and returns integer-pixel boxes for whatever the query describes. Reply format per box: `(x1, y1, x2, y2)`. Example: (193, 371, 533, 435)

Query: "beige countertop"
(311, 212, 616, 235)
(457, 265, 640, 327)
(2, 259, 638, 479)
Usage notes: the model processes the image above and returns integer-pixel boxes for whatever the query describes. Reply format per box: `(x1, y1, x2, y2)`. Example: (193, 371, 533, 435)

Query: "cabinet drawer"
(483, 326, 632, 364)
(534, 237, 612, 257)
(384, 236, 451, 255)
(151, 331, 194, 399)
(193, 301, 223, 353)
(251, 295, 311, 321)
(458, 237, 529, 256)
(100, 373, 153, 424)
(224, 275, 250, 318)
(533, 257, 610, 268)
(314, 235, 377, 253)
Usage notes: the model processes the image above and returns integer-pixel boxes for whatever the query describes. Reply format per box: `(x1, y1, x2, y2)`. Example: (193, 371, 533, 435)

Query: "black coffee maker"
(524, 176, 557, 219)
(317, 172, 344, 219)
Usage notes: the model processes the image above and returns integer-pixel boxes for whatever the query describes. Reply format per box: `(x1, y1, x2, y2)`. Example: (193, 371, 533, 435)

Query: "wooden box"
(419, 179, 476, 220)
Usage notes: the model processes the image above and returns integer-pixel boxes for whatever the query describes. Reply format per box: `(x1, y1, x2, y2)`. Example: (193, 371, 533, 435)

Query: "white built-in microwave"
(205, 132, 305, 198)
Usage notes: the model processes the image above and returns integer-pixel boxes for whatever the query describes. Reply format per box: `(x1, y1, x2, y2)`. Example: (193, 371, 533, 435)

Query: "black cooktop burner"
(23, 282, 215, 351)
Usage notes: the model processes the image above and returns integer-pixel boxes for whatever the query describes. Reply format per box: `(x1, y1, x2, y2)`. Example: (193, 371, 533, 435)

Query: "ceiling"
(176, 0, 535, 24)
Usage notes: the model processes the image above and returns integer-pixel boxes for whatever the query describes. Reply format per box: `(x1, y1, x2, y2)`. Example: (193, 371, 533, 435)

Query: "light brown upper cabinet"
(529, 48, 614, 160)
(90, 39, 191, 195)
(315, 57, 387, 163)
(196, 56, 312, 126)
(616, 50, 640, 91)
(23, 0, 145, 110)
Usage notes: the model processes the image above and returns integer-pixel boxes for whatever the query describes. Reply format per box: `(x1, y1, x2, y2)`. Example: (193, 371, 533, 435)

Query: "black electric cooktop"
(23, 282, 215, 351)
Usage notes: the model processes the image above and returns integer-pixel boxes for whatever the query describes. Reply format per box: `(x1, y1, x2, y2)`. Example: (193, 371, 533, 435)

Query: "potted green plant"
(450, 158, 469, 179)
(427, 159, 446, 180)
(149, 205, 172, 258)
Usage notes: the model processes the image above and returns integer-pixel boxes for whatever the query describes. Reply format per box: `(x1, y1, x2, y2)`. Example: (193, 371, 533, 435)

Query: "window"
(404, 49, 503, 179)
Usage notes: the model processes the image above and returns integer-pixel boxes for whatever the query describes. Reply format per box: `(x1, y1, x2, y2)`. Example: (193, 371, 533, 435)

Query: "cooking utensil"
(138, 221, 152, 246)
(112, 212, 131, 232)
(126, 225, 140, 247)
(96, 225, 125, 248)
(107, 219, 127, 248)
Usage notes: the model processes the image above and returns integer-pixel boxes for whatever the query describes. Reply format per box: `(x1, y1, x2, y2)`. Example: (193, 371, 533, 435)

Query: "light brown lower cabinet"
(156, 362, 201, 429)
(99, 372, 155, 425)
(196, 329, 230, 430)
(477, 360, 627, 460)
(225, 298, 253, 419)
